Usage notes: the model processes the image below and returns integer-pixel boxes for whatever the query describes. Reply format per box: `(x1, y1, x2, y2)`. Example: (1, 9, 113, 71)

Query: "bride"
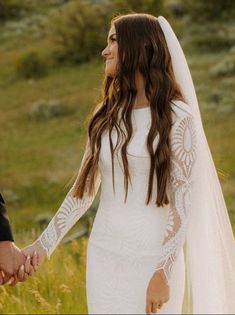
(8, 14, 235, 314)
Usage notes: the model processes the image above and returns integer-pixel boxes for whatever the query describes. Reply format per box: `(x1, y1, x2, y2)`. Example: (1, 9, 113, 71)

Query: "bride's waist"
(89, 203, 168, 254)
(98, 193, 164, 211)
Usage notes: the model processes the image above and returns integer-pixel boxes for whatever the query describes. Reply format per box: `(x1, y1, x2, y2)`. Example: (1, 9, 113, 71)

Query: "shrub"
(181, 0, 235, 22)
(15, 51, 48, 79)
(0, 0, 33, 21)
(210, 54, 235, 78)
(29, 99, 69, 121)
(190, 32, 234, 53)
(111, 0, 164, 16)
(48, 0, 110, 64)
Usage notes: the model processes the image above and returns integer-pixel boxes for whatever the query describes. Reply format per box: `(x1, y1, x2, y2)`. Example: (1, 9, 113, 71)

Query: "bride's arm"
(154, 104, 197, 286)
(23, 139, 101, 264)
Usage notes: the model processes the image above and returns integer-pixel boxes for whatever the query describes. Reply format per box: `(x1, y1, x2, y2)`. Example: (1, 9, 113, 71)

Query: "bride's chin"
(105, 73, 114, 78)
(105, 68, 116, 78)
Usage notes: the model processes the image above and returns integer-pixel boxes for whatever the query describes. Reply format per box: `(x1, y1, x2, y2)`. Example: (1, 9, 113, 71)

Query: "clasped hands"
(0, 240, 46, 286)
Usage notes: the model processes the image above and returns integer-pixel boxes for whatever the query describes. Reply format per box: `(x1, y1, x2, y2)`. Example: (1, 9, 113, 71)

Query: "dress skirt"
(85, 193, 185, 314)
(86, 240, 185, 314)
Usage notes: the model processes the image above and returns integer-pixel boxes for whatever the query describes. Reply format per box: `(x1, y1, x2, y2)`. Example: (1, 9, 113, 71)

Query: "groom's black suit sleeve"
(0, 193, 14, 242)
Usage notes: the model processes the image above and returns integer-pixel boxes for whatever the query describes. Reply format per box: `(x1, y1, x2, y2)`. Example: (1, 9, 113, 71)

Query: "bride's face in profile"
(101, 24, 118, 77)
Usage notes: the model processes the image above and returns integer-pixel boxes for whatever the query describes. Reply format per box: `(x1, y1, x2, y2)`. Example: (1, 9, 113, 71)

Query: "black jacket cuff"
(0, 195, 14, 242)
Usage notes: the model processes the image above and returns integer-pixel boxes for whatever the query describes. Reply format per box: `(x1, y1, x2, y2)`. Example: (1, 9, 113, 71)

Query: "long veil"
(157, 16, 235, 314)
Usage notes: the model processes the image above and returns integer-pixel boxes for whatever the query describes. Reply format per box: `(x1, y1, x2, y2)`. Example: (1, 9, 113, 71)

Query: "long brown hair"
(72, 13, 185, 207)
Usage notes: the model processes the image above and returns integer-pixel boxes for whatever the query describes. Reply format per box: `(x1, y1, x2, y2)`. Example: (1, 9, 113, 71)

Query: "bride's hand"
(22, 240, 47, 271)
(145, 269, 170, 314)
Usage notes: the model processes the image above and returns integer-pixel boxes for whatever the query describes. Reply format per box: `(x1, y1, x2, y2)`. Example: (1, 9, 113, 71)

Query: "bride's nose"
(101, 46, 110, 58)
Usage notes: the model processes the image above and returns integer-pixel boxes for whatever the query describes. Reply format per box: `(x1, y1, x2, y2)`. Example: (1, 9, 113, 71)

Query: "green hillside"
(0, 0, 234, 313)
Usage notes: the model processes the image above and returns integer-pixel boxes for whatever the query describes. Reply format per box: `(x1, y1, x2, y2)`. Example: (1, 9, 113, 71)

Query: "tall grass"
(0, 237, 88, 314)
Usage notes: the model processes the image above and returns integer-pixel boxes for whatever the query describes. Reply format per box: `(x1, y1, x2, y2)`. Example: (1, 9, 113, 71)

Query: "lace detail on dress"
(155, 113, 197, 285)
(38, 140, 101, 257)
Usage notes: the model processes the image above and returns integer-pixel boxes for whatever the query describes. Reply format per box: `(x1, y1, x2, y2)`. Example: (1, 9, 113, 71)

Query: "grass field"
(0, 6, 234, 314)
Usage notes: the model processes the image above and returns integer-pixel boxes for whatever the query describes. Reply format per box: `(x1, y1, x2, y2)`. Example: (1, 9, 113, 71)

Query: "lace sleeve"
(155, 108, 197, 286)
(37, 140, 101, 257)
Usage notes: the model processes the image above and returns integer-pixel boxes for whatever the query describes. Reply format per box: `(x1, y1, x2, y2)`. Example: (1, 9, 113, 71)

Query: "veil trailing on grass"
(157, 16, 235, 314)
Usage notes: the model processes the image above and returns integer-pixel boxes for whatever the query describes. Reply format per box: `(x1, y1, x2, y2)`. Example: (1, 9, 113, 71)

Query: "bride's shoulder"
(170, 99, 193, 123)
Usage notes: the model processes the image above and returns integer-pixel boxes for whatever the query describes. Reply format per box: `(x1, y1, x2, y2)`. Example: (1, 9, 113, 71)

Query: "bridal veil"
(157, 15, 235, 314)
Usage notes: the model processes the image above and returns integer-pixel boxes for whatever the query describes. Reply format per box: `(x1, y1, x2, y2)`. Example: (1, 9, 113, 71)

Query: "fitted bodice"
(98, 107, 160, 208)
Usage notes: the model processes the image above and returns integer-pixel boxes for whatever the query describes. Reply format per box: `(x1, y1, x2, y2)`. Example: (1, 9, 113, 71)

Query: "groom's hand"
(0, 241, 34, 285)
(0, 241, 25, 275)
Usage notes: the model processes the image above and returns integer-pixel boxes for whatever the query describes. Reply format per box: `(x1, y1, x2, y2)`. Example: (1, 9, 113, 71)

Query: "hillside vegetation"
(0, 0, 234, 313)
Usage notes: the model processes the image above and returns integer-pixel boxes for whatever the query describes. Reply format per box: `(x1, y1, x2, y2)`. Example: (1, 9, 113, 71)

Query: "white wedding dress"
(38, 100, 197, 314)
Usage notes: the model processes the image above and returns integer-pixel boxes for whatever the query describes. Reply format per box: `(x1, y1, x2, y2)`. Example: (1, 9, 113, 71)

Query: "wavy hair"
(72, 13, 185, 207)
